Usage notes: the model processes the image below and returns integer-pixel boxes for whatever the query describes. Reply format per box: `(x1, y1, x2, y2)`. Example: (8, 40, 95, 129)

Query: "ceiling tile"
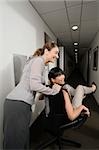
(82, 1, 97, 21)
(71, 30, 79, 42)
(31, 0, 65, 15)
(80, 20, 98, 46)
(67, 5, 82, 24)
(42, 9, 69, 33)
(65, 0, 82, 8)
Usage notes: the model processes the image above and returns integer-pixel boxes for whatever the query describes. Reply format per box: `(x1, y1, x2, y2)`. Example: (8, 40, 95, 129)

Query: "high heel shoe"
(92, 82, 97, 93)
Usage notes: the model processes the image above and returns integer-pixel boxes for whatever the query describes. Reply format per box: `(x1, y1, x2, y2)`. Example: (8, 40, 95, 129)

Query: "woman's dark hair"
(33, 41, 57, 56)
(48, 67, 65, 83)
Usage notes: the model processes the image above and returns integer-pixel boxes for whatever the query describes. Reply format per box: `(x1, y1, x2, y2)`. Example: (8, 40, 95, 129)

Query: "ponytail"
(33, 48, 44, 56)
(33, 41, 57, 57)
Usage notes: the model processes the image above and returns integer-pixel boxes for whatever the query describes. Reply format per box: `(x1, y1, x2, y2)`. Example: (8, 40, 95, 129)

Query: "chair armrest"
(60, 114, 88, 130)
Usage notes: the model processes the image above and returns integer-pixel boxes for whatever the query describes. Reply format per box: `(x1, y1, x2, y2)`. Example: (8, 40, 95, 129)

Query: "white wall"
(0, 0, 56, 147)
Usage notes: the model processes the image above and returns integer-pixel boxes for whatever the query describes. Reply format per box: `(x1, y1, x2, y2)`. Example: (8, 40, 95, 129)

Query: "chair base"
(36, 135, 81, 150)
(59, 136, 81, 148)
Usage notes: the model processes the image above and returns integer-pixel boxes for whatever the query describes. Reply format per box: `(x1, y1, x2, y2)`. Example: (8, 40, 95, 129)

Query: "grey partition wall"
(13, 54, 27, 86)
(59, 46, 64, 70)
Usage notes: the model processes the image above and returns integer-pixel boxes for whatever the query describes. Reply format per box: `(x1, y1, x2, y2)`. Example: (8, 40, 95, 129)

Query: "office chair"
(36, 91, 88, 150)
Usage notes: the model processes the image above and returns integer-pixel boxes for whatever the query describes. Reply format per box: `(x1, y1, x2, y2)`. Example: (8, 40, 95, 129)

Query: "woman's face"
(52, 74, 65, 85)
(45, 46, 59, 63)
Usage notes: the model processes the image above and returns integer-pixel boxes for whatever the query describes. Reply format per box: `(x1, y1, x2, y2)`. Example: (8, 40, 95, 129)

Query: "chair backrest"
(45, 90, 71, 134)
(48, 90, 66, 115)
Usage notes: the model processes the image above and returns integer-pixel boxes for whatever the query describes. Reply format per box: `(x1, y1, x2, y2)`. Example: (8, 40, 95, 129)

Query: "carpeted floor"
(30, 69, 99, 150)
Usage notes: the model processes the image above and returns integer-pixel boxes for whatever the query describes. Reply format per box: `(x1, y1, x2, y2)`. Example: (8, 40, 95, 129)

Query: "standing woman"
(3, 41, 61, 149)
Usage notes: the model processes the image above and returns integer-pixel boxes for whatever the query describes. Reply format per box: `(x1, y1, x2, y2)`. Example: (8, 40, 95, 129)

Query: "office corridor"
(30, 68, 99, 150)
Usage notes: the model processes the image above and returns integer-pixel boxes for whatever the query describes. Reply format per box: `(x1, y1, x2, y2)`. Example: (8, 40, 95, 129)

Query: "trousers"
(63, 84, 93, 107)
(3, 99, 32, 149)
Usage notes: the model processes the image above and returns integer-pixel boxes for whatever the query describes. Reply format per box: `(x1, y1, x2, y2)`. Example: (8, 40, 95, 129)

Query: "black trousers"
(3, 99, 32, 150)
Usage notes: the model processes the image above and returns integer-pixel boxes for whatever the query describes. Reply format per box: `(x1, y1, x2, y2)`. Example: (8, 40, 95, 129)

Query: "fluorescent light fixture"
(74, 42, 78, 46)
(75, 49, 78, 52)
(72, 25, 78, 31)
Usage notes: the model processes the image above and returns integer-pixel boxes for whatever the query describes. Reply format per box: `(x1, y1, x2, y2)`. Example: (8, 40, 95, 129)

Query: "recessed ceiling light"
(74, 42, 78, 46)
(75, 49, 78, 52)
(72, 25, 78, 31)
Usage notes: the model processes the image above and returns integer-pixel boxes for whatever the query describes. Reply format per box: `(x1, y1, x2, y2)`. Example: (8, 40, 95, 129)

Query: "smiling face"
(48, 67, 66, 86)
(51, 74, 65, 85)
(45, 46, 59, 64)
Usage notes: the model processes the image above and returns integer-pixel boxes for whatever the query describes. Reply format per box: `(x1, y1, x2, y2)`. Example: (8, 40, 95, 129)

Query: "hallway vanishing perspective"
(30, 68, 99, 150)
(1, 0, 99, 148)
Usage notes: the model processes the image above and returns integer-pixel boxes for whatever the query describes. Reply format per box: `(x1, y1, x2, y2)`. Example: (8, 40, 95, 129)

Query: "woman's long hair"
(27, 41, 57, 62)
(33, 41, 57, 56)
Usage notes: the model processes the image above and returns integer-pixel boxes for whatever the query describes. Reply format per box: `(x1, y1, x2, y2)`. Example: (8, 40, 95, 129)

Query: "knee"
(76, 85, 83, 91)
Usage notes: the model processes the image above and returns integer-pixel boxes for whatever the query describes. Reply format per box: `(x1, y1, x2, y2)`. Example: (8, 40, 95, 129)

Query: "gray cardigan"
(7, 56, 58, 105)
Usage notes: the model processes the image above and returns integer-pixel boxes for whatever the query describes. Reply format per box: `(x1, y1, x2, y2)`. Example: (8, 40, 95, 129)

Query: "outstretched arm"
(62, 90, 90, 121)
(30, 57, 61, 95)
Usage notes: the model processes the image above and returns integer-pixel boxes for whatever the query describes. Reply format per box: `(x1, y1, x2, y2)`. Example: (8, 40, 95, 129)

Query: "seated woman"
(48, 67, 96, 121)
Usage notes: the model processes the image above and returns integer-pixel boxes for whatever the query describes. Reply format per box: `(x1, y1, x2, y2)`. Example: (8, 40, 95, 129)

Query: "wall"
(64, 48, 75, 79)
(0, 0, 56, 147)
(80, 31, 99, 104)
(79, 51, 88, 82)
(89, 31, 99, 104)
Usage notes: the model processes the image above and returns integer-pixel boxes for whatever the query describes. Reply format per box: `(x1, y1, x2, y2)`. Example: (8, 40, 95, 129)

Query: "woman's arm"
(29, 57, 61, 95)
(62, 90, 90, 121)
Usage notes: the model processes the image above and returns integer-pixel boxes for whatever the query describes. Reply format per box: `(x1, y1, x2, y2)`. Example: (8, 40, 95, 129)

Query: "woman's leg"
(82, 84, 96, 94)
(63, 84, 76, 96)
(3, 100, 31, 149)
(72, 85, 95, 108)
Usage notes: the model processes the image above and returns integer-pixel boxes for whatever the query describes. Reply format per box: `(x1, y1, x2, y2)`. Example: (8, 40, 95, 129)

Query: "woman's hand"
(81, 105, 90, 117)
(52, 83, 62, 93)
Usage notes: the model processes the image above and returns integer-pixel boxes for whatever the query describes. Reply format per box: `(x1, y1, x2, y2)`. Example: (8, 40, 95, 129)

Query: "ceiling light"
(74, 42, 78, 46)
(72, 25, 78, 31)
(75, 49, 78, 52)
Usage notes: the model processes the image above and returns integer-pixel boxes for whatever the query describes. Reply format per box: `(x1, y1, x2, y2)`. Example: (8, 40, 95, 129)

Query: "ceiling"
(29, 0, 99, 60)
